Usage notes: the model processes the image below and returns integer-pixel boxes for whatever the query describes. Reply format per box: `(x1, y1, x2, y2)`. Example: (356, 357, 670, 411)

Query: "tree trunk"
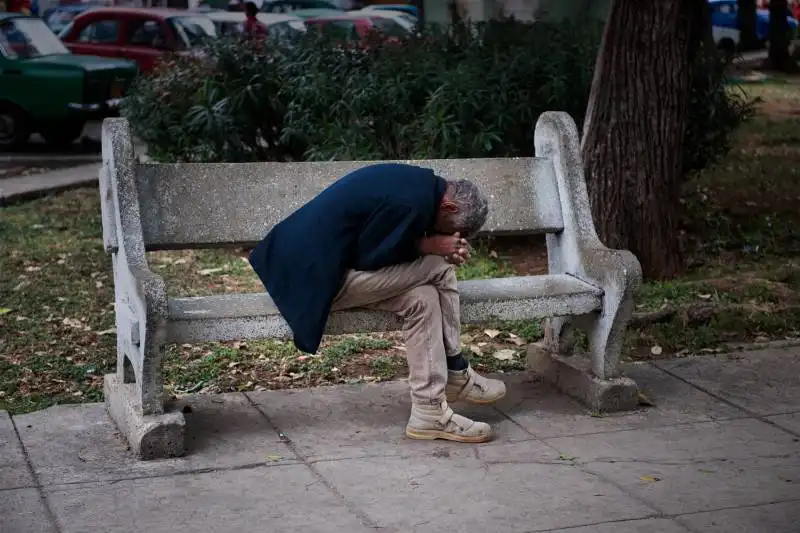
(768, 0, 796, 71)
(581, 0, 698, 280)
(738, 0, 760, 50)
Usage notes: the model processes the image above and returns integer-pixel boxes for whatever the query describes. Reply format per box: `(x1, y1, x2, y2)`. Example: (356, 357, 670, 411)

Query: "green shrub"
(123, 18, 753, 171)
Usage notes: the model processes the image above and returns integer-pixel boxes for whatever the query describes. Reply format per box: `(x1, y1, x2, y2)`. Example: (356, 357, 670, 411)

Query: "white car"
(356, 7, 417, 32)
(712, 24, 740, 53)
(205, 11, 306, 40)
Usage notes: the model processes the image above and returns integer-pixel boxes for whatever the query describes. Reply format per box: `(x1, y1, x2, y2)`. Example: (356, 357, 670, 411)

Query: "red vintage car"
(304, 12, 409, 46)
(59, 7, 216, 73)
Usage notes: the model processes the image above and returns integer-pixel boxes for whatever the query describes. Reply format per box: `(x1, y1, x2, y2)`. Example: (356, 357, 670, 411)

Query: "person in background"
(243, 0, 266, 38)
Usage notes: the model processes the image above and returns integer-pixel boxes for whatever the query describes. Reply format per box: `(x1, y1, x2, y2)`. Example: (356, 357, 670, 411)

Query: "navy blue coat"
(248, 163, 447, 354)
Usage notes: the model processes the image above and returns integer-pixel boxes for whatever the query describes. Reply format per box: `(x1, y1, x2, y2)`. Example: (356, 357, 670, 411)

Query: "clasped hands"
(419, 232, 471, 265)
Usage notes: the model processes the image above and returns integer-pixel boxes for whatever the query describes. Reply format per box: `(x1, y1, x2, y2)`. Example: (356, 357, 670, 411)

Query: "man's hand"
(419, 233, 471, 265)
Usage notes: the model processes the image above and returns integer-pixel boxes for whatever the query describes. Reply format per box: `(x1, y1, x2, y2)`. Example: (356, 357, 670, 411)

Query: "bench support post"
(529, 112, 643, 412)
(100, 118, 186, 459)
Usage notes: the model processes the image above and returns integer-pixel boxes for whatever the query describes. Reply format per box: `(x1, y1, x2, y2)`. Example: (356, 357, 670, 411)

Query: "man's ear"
(440, 200, 459, 213)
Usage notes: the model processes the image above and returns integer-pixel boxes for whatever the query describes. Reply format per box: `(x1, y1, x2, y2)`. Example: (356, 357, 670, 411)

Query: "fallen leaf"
(650, 345, 663, 356)
(639, 475, 661, 483)
(468, 344, 483, 356)
(484, 329, 501, 338)
(558, 453, 575, 461)
(460, 333, 473, 344)
(507, 333, 526, 346)
(698, 293, 712, 300)
(0, 308, 11, 315)
(199, 268, 223, 275)
(492, 349, 516, 361)
(265, 454, 282, 462)
(637, 391, 655, 407)
(96, 328, 117, 336)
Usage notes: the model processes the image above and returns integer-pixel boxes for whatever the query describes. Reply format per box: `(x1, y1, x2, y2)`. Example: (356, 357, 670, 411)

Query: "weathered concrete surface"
(0, 163, 99, 205)
(0, 488, 56, 533)
(246, 380, 532, 462)
(2, 349, 799, 533)
(546, 418, 800, 515)
(676, 501, 800, 533)
(13, 394, 297, 486)
(44, 465, 375, 533)
(656, 347, 800, 416)
(496, 363, 744, 438)
(0, 410, 34, 490)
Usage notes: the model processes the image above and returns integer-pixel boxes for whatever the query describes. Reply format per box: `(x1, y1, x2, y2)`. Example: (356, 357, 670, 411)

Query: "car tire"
(0, 104, 31, 152)
(41, 122, 85, 151)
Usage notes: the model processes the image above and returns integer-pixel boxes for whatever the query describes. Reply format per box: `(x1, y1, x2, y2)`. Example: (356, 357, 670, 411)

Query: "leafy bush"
(123, 18, 753, 172)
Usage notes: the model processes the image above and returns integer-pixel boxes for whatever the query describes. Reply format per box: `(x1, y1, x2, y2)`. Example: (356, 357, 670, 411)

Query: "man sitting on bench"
(249, 163, 506, 443)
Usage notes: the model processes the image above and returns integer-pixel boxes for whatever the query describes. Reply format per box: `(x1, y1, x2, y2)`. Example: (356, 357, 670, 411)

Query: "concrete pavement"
(0, 164, 100, 206)
(2, 346, 799, 533)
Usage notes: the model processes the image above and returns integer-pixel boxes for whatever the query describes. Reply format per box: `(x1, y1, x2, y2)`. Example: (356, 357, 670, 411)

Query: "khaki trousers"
(331, 255, 461, 405)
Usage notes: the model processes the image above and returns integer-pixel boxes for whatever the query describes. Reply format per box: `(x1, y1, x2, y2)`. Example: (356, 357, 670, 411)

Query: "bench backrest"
(133, 158, 564, 250)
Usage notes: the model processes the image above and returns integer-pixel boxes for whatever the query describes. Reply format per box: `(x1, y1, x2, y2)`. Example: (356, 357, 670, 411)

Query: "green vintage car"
(0, 13, 137, 150)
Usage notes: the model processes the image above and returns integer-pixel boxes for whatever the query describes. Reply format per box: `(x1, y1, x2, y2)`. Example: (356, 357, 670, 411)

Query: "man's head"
(244, 1, 258, 17)
(435, 179, 489, 238)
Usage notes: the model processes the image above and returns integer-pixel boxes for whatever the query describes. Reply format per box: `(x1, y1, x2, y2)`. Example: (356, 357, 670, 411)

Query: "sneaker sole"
(405, 427, 492, 443)
(445, 390, 506, 405)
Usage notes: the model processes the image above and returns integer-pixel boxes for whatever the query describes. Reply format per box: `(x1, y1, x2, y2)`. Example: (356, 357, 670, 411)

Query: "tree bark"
(738, 0, 760, 50)
(581, 0, 699, 280)
(767, 0, 797, 71)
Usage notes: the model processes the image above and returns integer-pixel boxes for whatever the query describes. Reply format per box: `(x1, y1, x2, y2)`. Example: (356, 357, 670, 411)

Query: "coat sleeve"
(354, 204, 426, 271)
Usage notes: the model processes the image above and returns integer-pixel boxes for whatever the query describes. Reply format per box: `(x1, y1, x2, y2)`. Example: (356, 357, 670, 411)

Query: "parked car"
(361, 4, 419, 19)
(305, 12, 410, 45)
(353, 8, 416, 32)
(261, 0, 341, 14)
(205, 11, 306, 41)
(0, 13, 136, 150)
(59, 8, 217, 73)
(42, 3, 92, 35)
(290, 7, 342, 19)
(709, 0, 798, 46)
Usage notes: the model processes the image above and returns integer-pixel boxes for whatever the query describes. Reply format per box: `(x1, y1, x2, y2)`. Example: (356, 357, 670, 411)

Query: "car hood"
(25, 54, 137, 73)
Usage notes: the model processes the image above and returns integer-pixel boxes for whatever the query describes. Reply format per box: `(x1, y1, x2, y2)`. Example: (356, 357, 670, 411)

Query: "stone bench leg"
(105, 258, 185, 460)
(529, 112, 643, 412)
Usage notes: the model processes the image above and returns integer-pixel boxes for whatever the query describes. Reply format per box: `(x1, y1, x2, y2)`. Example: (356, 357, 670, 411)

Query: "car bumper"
(67, 98, 126, 118)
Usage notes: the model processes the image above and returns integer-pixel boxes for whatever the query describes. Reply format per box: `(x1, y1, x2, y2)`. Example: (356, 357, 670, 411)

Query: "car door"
(65, 16, 122, 59)
(118, 15, 170, 74)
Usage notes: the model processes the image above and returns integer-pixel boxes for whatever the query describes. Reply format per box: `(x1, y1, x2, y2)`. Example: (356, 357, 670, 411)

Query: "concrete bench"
(99, 111, 642, 459)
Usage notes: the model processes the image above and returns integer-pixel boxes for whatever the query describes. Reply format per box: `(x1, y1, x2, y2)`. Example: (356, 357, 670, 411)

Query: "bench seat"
(166, 274, 603, 344)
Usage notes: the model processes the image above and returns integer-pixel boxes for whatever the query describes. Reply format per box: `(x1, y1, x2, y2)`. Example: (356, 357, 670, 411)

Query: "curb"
(0, 164, 100, 207)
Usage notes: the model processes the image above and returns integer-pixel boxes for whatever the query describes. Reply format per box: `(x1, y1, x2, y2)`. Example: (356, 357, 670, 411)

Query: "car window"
(126, 18, 167, 48)
(0, 17, 70, 59)
(77, 19, 119, 44)
(45, 9, 80, 34)
(168, 16, 216, 48)
(368, 16, 407, 37)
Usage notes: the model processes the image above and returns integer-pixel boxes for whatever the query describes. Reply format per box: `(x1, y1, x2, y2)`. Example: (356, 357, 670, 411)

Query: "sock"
(446, 352, 469, 371)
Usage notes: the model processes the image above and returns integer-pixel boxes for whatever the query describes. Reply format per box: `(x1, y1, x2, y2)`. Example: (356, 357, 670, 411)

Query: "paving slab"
(0, 410, 34, 490)
(313, 440, 656, 533)
(676, 501, 800, 533)
(45, 464, 374, 533)
(0, 488, 57, 533)
(767, 412, 800, 435)
(547, 518, 690, 533)
(545, 418, 800, 515)
(496, 364, 742, 439)
(656, 348, 800, 416)
(246, 379, 532, 462)
(13, 394, 297, 486)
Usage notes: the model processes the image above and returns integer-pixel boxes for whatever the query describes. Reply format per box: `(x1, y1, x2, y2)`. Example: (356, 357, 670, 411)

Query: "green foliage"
(124, 18, 753, 174)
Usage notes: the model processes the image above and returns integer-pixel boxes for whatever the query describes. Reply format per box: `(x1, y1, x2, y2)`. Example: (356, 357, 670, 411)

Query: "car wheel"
(0, 105, 31, 151)
(41, 122, 85, 151)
